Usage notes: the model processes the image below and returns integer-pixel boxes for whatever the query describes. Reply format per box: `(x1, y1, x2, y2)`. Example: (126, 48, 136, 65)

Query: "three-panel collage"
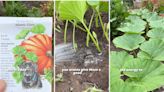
(0, 0, 163, 92)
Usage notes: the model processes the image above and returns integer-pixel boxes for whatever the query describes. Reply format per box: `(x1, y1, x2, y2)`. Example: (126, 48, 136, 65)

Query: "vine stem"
(69, 20, 86, 32)
(97, 11, 109, 42)
(86, 11, 95, 47)
(64, 20, 68, 43)
(72, 21, 77, 50)
(81, 21, 101, 52)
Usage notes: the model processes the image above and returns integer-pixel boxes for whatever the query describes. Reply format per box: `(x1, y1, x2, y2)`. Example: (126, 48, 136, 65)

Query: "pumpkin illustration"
(21, 34, 52, 74)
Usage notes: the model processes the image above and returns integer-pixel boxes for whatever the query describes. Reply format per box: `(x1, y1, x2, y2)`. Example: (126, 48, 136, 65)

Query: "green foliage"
(55, 73, 63, 82)
(83, 86, 103, 92)
(44, 69, 53, 83)
(58, 1, 87, 22)
(57, 1, 109, 52)
(25, 52, 38, 62)
(111, 0, 129, 37)
(16, 29, 30, 39)
(113, 34, 145, 51)
(31, 24, 45, 34)
(57, 1, 103, 52)
(15, 24, 45, 40)
(111, 9, 164, 92)
(12, 46, 26, 55)
(12, 71, 23, 83)
(117, 16, 146, 34)
(3, 1, 45, 17)
(14, 56, 23, 67)
(27, 7, 43, 17)
(111, 51, 164, 92)
(113, 9, 164, 51)
(3, 1, 28, 17)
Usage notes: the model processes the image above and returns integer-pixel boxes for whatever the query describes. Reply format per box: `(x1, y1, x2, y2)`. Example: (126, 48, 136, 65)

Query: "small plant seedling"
(55, 73, 63, 82)
(83, 86, 103, 92)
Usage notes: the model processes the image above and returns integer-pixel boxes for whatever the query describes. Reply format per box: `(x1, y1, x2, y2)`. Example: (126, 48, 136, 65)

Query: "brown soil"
(55, 9, 109, 92)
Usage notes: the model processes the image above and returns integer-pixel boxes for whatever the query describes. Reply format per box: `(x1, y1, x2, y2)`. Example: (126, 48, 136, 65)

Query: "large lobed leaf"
(58, 1, 87, 22)
(139, 39, 164, 61)
(113, 34, 145, 51)
(111, 51, 164, 91)
(147, 28, 164, 40)
(117, 16, 146, 34)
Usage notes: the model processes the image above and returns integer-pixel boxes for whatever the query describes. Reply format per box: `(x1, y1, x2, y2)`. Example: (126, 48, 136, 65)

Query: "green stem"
(82, 21, 101, 52)
(64, 20, 68, 43)
(97, 11, 109, 42)
(55, 28, 61, 33)
(86, 11, 95, 47)
(73, 21, 77, 50)
(69, 20, 86, 32)
(95, 14, 99, 28)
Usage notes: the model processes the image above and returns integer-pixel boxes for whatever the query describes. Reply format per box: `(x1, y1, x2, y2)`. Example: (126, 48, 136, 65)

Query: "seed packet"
(0, 17, 53, 92)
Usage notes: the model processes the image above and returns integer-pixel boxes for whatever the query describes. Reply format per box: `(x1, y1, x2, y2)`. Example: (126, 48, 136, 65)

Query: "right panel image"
(110, 0, 164, 92)
(55, 1, 109, 92)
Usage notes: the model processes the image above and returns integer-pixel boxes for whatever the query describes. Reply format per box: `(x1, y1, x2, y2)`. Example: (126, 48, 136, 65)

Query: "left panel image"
(0, 1, 54, 92)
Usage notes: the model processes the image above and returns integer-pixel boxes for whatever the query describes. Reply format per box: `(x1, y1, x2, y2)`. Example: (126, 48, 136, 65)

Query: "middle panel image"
(55, 1, 109, 92)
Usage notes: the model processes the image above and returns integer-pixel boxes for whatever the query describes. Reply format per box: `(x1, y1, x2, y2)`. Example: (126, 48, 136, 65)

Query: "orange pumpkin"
(21, 34, 52, 74)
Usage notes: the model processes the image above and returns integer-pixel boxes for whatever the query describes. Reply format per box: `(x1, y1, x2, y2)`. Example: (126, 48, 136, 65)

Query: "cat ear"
(19, 62, 25, 69)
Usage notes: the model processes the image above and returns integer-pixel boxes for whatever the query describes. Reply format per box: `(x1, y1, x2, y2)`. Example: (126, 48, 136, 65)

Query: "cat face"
(20, 62, 37, 81)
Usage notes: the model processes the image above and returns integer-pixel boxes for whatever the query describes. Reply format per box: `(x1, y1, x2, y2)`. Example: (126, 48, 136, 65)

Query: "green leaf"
(140, 39, 164, 61)
(92, 31, 97, 39)
(147, 28, 164, 40)
(117, 16, 146, 34)
(111, 51, 164, 91)
(55, 73, 63, 82)
(131, 9, 164, 30)
(12, 71, 23, 83)
(58, 1, 87, 22)
(111, 80, 145, 92)
(111, 51, 134, 69)
(113, 34, 145, 51)
(87, 0, 99, 7)
(25, 52, 38, 62)
(149, 19, 164, 30)
(123, 59, 164, 91)
(99, 1, 109, 13)
(44, 69, 53, 83)
(12, 46, 26, 55)
(16, 29, 29, 39)
(83, 86, 103, 92)
(31, 24, 45, 34)
(14, 56, 23, 67)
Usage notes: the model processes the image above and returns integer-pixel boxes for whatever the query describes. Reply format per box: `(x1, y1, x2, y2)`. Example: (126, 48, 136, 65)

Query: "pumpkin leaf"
(14, 56, 23, 67)
(111, 51, 164, 91)
(12, 71, 23, 83)
(16, 29, 30, 39)
(25, 52, 38, 62)
(44, 69, 53, 83)
(12, 46, 26, 55)
(99, 1, 109, 13)
(58, 1, 87, 22)
(111, 80, 145, 92)
(117, 16, 146, 34)
(147, 28, 164, 40)
(113, 34, 145, 51)
(123, 59, 164, 91)
(87, 0, 99, 7)
(140, 39, 164, 61)
(31, 24, 45, 34)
